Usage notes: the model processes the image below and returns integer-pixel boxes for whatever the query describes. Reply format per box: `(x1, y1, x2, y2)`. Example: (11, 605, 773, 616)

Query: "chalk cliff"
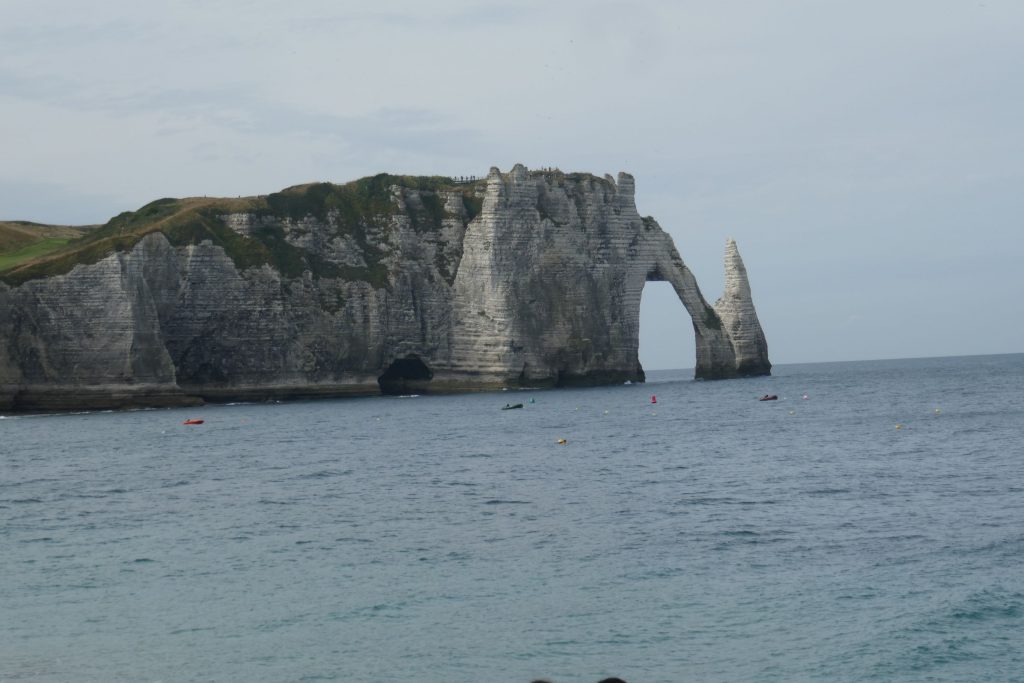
(0, 165, 770, 411)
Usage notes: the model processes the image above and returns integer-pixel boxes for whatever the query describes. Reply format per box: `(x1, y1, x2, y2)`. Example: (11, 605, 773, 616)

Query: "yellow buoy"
(556, 438, 567, 445)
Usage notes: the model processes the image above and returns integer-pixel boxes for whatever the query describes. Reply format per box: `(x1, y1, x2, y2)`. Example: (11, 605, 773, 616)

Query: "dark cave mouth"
(378, 355, 433, 395)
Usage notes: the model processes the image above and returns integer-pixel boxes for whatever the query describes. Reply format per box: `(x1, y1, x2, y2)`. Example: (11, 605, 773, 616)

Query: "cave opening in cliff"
(378, 355, 434, 395)
(639, 281, 696, 373)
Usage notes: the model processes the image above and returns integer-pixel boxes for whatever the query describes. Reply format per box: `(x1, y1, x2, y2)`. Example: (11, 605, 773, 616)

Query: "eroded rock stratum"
(0, 165, 770, 410)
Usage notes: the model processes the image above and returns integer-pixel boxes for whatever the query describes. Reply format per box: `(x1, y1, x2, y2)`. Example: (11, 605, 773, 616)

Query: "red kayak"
(182, 419, 205, 425)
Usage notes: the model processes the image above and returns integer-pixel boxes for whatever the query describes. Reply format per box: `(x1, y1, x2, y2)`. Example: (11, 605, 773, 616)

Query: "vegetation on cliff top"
(0, 174, 486, 287)
(0, 222, 92, 273)
(264, 175, 485, 232)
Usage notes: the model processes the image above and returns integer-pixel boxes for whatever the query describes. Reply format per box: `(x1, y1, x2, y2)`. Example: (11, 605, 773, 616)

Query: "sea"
(2, 354, 1023, 683)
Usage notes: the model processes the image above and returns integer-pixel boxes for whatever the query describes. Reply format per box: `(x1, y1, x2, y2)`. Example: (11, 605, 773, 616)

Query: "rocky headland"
(0, 165, 770, 411)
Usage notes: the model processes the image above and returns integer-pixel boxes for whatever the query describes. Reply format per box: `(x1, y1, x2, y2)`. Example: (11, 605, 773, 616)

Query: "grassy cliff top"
(0, 222, 96, 275)
(0, 174, 486, 287)
(0, 221, 92, 250)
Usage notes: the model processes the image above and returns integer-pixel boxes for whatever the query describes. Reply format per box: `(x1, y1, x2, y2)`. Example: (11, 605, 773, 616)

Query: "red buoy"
(650, 395, 657, 404)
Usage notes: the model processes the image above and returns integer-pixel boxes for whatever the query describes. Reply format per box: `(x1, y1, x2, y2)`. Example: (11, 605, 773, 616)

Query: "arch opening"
(378, 355, 433, 395)
(638, 281, 696, 376)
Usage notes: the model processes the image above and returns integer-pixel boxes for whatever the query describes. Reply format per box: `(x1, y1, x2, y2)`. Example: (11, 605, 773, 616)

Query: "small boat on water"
(182, 418, 205, 425)
(502, 403, 524, 410)
(758, 395, 778, 402)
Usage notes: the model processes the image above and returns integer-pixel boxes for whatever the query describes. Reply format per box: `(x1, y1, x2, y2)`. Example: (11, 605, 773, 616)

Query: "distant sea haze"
(3, 354, 1023, 682)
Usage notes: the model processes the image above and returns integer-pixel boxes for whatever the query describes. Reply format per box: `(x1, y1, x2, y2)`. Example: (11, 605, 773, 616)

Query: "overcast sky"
(2, 0, 1021, 368)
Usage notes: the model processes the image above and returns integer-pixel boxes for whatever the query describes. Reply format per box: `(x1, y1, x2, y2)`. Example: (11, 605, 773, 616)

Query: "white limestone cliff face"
(0, 166, 770, 411)
(0, 238, 189, 410)
(714, 238, 771, 376)
(441, 165, 754, 384)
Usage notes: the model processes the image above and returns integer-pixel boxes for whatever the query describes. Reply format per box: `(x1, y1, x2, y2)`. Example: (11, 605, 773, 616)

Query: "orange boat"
(182, 419, 205, 425)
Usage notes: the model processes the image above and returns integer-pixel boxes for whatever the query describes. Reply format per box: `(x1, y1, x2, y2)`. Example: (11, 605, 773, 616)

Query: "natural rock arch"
(640, 237, 770, 379)
(439, 166, 770, 387)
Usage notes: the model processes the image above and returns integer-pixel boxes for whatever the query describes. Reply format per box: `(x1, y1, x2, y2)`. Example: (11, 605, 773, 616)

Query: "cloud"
(0, 178, 122, 225)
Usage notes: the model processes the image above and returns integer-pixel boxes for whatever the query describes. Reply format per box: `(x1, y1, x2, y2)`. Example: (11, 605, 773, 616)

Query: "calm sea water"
(2, 354, 1023, 683)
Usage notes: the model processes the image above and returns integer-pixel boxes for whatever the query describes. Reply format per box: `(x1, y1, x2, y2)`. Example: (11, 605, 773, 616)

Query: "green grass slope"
(0, 221, 92, 273)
